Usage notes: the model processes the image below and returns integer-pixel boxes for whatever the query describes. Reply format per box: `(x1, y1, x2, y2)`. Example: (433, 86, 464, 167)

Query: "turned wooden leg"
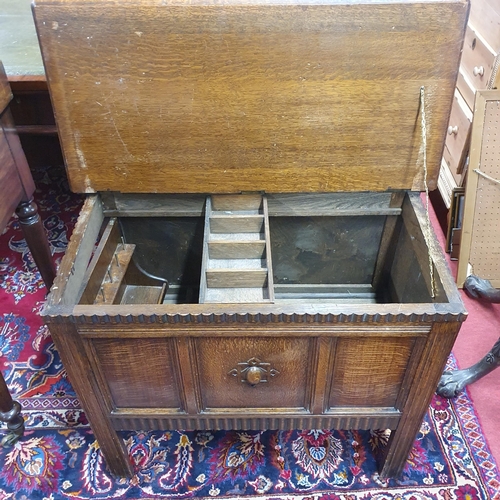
(437, 338, 500, 398)
(15, 198, 56, 291)
(0, 370, 25, 447)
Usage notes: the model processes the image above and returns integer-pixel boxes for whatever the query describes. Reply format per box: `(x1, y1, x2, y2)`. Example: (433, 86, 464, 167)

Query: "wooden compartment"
(78, 191, 448, 309)
(35, 0, 468, 482)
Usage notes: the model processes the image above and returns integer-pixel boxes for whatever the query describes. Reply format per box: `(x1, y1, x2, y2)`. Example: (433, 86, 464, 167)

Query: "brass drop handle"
(447, 125, 459, 135)
(473, 66, 484, 77)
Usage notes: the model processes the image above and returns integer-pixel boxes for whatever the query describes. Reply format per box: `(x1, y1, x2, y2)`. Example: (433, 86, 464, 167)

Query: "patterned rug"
(0, 166, 499, 500)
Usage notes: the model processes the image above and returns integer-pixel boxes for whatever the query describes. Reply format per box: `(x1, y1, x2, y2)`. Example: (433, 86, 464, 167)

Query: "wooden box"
(35, 0, 469, 479)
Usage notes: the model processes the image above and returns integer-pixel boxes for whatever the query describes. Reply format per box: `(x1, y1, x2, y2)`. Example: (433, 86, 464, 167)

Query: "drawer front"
(461, 25, 498, 91)
(442, 146, 464, 185)
(87, 338, 183, 411)
(328, 336, 416, 409)
(444, 91, 472, 175)
(195, 337, 313, 411)
(456, 68, 476, 111)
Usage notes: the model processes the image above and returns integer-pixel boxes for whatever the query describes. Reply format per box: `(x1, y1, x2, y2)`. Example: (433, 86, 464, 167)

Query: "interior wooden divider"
(199, 194, 274, 303)
(210, 215, 264, 233)
(80, 217, 167, 306)
(208, 240, 266, 259)
(206, 269, 269, 288)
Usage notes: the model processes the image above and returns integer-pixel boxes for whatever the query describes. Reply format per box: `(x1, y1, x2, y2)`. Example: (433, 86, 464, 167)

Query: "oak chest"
(35, 0, 469, 479)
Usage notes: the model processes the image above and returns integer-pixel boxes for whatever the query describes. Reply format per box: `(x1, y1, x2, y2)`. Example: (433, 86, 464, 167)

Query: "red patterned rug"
(0, 166, 499, 500)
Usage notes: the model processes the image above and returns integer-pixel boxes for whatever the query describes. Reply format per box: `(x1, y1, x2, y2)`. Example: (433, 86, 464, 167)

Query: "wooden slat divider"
(79, 218, 120, 304)
(200, 194, 274, 302)
(208, 240, 266, 259)
(93, 244, 136, 305)
(206, 269, 268, 288)
(210, 215, 264, 233)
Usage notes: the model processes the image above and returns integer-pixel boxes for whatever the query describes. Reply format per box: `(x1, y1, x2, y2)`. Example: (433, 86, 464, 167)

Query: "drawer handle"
(473, 66, 484, 77)
(447, 125, 459, 135)
(229, 357, 280, 386)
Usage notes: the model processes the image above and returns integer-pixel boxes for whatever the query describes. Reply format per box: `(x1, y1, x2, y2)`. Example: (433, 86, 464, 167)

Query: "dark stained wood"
(15, 199, 56, 289)
(6, 77, 63, 169)
(9, 90, 56, 129)
(270, 215, 386, 287)
(0, 130, 22, 229)
(8, 76, 48, 91)
(310, 337, 334, 414)
(33, 0, 468, 194)
(1, 110, 35, 198)
(47, 322, 133, 477)
(0, 63, 12, 111)
(15, 125, 58, 135)
(0, 62, 56, 290)
(75, 324, 434, 339)
(87, 338, 183, 410)
(194, 336, 313, 410)
(328, 337, 415, 408)
(378, 321, 462, 478)
(0, 63, 56, 436)
(109, 414, 402, 433)
(119, 284, 167, 305)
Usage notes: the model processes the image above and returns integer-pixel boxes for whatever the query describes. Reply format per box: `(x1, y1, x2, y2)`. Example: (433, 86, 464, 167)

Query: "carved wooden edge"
(44, 307, 467, 325)
(109, 414, 401, 433)
(76, 324, 431, 338)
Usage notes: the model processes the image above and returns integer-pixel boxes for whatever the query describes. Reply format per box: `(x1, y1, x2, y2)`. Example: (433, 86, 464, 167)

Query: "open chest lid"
(33, 0, 468, 195)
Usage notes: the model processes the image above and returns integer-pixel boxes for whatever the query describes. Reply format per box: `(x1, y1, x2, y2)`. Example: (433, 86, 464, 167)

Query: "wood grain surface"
(328, 337, 414, 408)
(0, 62, 12, 111)
(89, 337, 182, 409)
(195, 336, 312, 410)
(33, 0, 468, 194)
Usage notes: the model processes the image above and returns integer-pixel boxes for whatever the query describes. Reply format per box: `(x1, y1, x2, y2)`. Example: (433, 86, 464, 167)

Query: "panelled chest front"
(34, 0, 469, 479)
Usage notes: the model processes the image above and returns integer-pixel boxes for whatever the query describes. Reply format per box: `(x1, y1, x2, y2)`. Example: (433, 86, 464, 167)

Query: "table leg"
(437, 337, 500, 398)
(0, 370, 25, 447)
(16, 198, 56, 291)
(437, 275, 500, 398)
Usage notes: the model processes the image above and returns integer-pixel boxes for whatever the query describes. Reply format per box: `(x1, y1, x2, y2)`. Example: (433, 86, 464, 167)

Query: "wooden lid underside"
(33, 0, 468, 194)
